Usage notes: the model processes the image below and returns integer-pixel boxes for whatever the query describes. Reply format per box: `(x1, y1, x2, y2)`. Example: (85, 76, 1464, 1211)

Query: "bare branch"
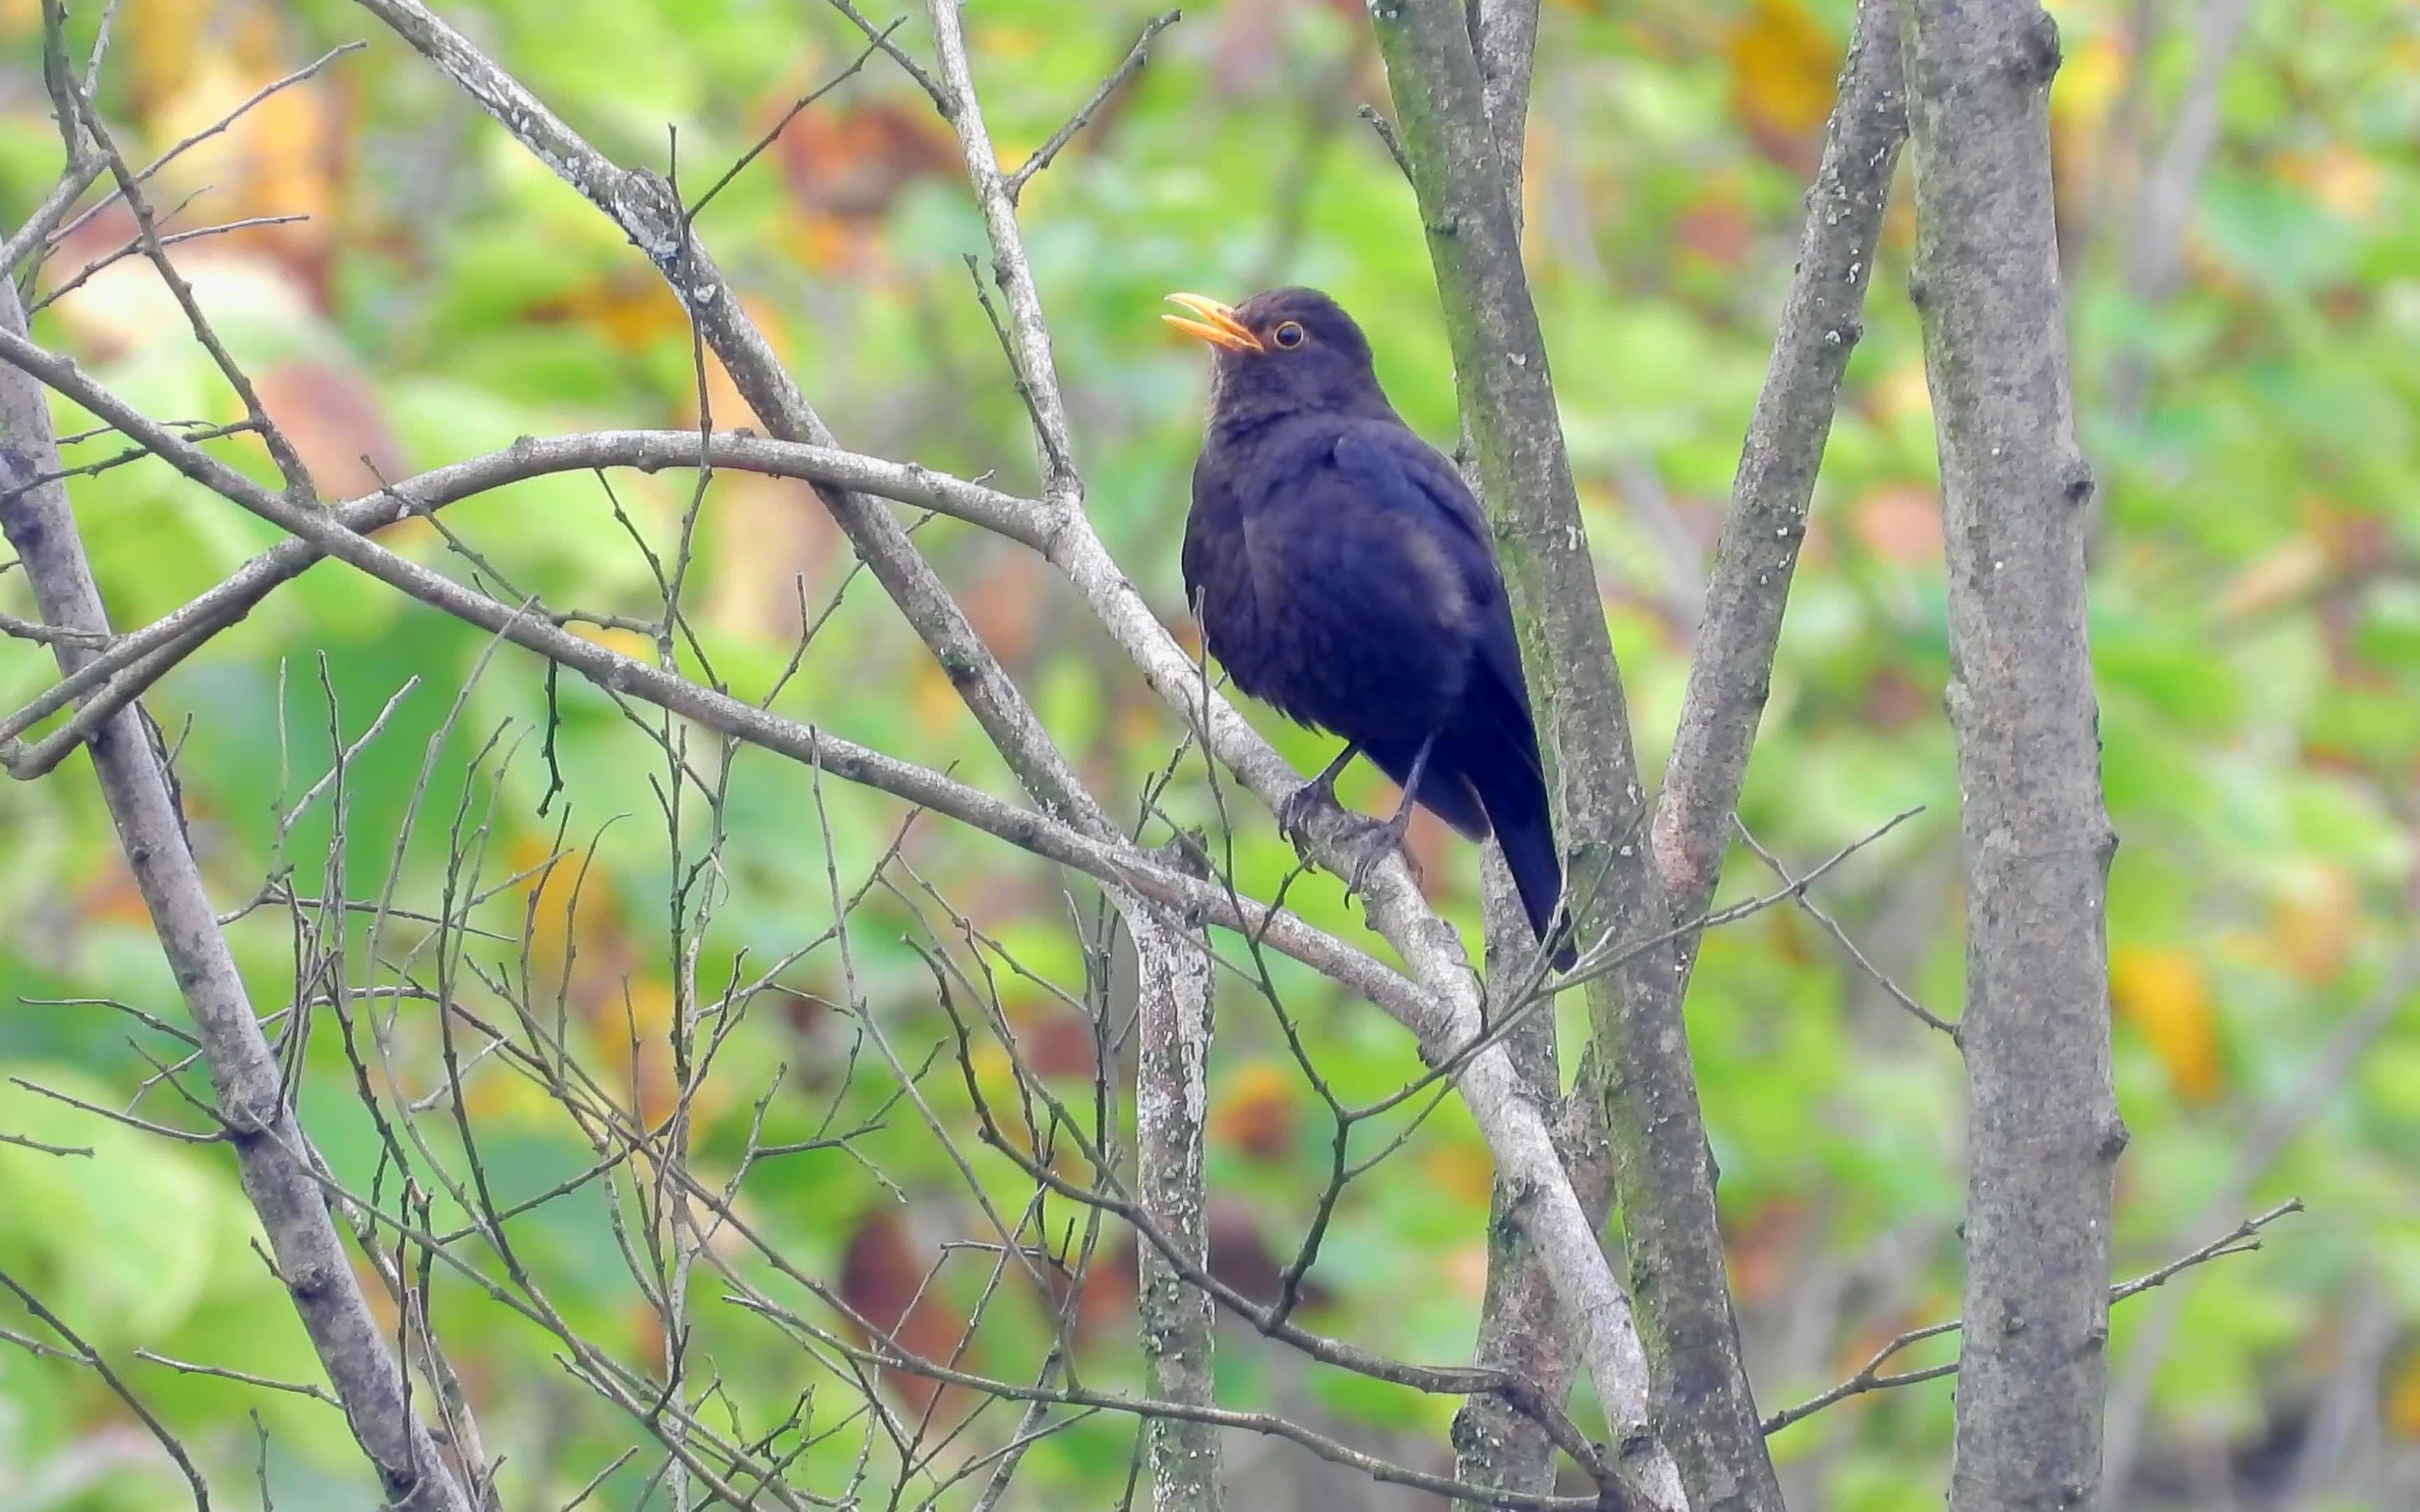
(134, 1349, 344, 1409)
(1653, 0, 1907, 921)
(685, 17, 903, 225)
(353, 0, 1124, 868)
(0, 428, 1044, 777)
(0, 41, 363, 275)
(1369, 3, 1776, 1499)
(822, 0, 950, 112)
(1762, 1200, 2303, 1435)
(0, 1267, 212, 1508)
(0, 273, 552, 1512)
(0, 1127, 93, 1156)
(2103, 951, 2420, 1494)
(1002, 10, 1181, 204)
(1732, 813, 1952, 1037)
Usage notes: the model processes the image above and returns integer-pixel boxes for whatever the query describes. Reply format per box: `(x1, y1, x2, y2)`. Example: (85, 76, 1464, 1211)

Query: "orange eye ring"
(1272, 321, 1306, 349)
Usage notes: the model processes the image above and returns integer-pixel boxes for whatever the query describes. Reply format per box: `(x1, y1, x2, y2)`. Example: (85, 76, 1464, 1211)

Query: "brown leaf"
(773, 98, 959, 276)
(840, 1210, 971, 1415)
(958, 550, 1047, 669)
(141, 16, 351, 302)
(1208, 1060, 1298, 1163)
(1675, 182, 1755, 270)
(1849, 482, 1943, 566)
(1723, 1198, 1808, 1308)
(253, 358, 405, 500)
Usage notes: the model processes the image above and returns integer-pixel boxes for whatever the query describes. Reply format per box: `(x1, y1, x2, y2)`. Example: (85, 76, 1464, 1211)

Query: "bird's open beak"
(1162, 293, 1263, 354)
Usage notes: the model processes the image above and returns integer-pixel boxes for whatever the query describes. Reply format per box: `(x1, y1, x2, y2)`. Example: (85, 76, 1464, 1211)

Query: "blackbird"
(1165, 286, 1573, 967)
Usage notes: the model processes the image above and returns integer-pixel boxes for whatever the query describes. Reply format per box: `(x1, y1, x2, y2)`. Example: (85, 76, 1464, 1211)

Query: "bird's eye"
(1272, 321, 1306, 350)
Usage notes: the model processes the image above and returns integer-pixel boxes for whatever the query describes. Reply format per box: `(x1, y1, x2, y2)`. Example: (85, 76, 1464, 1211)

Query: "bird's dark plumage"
(1169, 286, 1572, 967)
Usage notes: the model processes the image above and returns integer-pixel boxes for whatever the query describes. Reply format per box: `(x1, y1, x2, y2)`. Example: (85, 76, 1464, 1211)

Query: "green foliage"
(1, 0, 2416, 1506)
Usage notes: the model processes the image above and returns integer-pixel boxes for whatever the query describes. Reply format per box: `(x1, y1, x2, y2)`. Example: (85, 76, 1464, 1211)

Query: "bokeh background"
(2, 0, 2417, 1507)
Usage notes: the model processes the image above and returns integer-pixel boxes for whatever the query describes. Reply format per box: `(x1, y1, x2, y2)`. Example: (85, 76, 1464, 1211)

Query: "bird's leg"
(1344, 732, 1437, 899)
(1277, 741, 1362, 847)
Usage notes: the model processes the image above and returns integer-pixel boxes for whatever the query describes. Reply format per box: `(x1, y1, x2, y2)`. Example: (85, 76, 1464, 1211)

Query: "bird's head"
(1163, 286, 1389, 424)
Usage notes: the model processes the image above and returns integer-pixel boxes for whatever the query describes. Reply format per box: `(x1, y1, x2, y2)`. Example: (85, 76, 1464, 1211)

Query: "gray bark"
(1895, 3, 2125, 1508)
(1368, 6, 1777, 1507)
(0, 281, 473, 1512)
(1450, 858, 1612, 1509)
(1445, 8, 1606, 1505)
(1132, 911, 1221, 1511)
(1653, 0, 1910, 924)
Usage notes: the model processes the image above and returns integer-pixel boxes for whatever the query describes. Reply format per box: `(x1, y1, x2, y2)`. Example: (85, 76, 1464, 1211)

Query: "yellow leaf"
(123, 0, 210, 113)
(1866, 362, 1935, 430)
(532, 270, 690, 356)
(2268, 863, 2357, 985)
(2277, 146, 2386, 222)
(1421, 1138, 1496, 1209)
(914, 658, 966, 735)
(2388, 1340, 2420, 1441)
(1724, 0, 1838, 140)
(569, 624, 659, 664)
(2048, 28, 2127, 134)
(1208, 1060, 1297, 1162)
(2218, 536, 2327, 620)
(2110, 944, 2223, 1102)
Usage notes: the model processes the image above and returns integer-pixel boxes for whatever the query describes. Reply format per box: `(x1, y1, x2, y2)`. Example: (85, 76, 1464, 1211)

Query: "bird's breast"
(1185, 439, 1476, 741)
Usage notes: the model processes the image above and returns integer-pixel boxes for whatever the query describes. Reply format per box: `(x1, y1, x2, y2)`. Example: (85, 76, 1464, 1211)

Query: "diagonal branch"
(0, 327, 1424, 1018)
(1001, 9, 1181, 205)
(352, 0, 1113, 847)
(0, 428, 1045, 777)
(0, 1267, 211, 1507)
(919, 10, 1209, 1504)
(1653, 0, 1909, 924)
(340, 6, 1685, 1504)
(1761, 1200, 2302, 1436)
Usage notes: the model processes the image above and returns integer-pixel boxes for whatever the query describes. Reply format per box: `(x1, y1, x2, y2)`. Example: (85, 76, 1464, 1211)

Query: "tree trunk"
(1896, 3, 2126, 1507)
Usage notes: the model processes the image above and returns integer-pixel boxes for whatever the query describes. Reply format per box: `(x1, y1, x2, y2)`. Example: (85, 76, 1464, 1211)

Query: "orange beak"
(1162, 292, 1263, 354)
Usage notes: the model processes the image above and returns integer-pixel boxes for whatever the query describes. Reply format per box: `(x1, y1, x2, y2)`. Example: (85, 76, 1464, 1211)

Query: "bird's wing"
(1330, 424, 1493, 557)
(1330, 425, 1540, 736)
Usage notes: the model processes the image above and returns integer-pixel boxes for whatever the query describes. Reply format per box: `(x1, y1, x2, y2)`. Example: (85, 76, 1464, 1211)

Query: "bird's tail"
(1373, 724, 1574, 971)
(1439, 722, 1571, 969)
(1487, 786, 1576, 972)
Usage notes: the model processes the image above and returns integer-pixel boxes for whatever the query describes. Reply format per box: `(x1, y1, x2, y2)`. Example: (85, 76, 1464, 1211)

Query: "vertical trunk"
(1896, 4, 2125, 1507)
(1132, 911, 1223, 1511)
(1369, 6, 1780, 1506)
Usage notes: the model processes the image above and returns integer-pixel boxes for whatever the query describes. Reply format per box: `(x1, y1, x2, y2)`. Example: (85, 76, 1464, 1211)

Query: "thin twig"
(684, 19, 902, 225)
(1002, 10, 1181, 204)
(1733, 813, 1953, 1037)
(1762, 1200, 2304, 1434)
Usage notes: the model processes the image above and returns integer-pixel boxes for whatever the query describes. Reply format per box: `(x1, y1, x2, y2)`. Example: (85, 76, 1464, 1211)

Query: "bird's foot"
(1340, 808, 1418, 901)
(1276, 775, 1344, 850)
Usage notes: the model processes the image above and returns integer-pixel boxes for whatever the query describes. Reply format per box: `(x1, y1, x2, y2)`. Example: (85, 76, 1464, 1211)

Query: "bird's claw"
(1340, 811, 1417, 901)
(1276, 776, 1341, 849)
